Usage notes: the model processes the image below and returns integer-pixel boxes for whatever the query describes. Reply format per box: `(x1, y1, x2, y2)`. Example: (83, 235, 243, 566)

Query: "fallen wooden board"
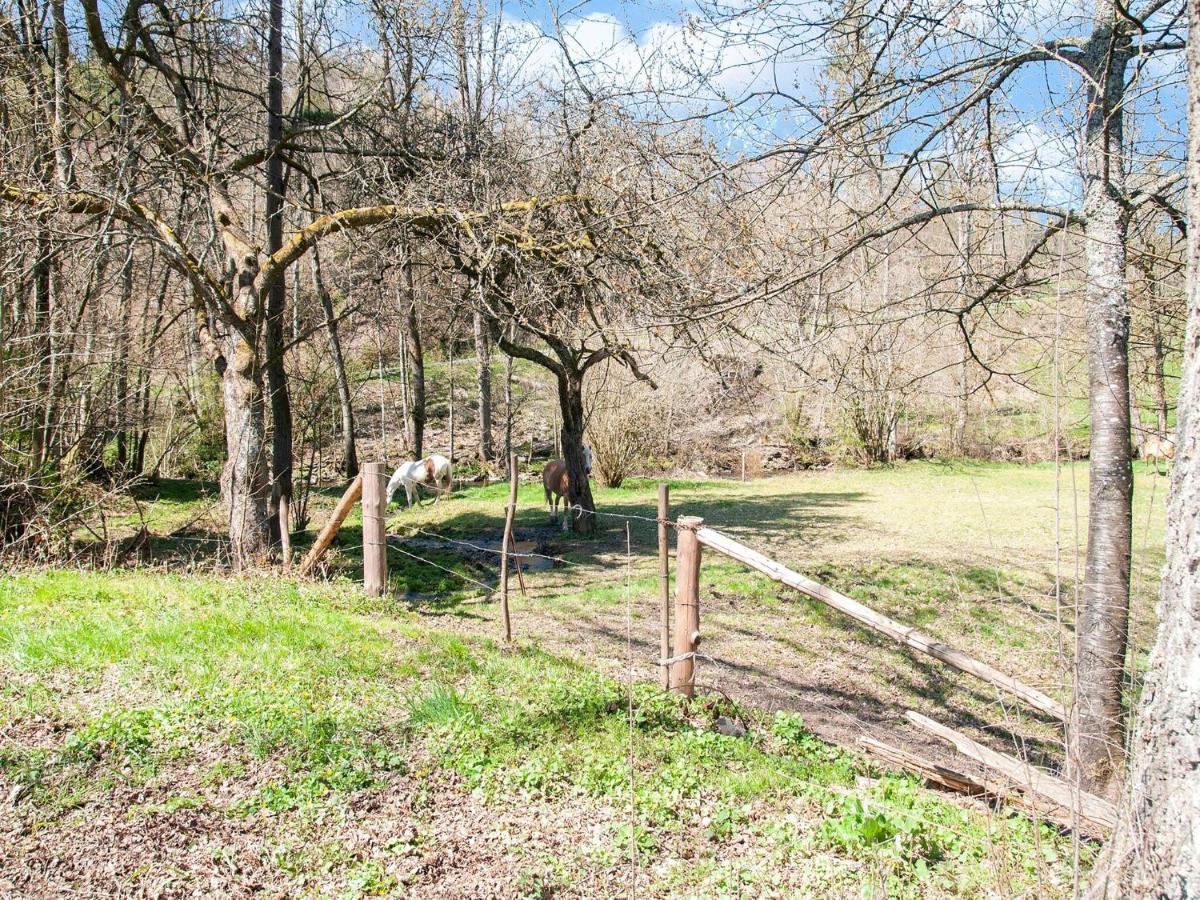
(693, 525, 1067, 721)
(904, 711, 1116, 832)
(297, 474, 363, 576)
(859, 736, 1110, 839)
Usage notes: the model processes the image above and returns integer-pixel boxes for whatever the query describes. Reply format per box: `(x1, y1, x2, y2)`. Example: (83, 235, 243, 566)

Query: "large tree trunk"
(1071, 18, 1134, 799)
(1087, 16, 1200, 890)
(311, 247, 357, 477)
(220, 324, 272, 568)
(403, 264, 426, 459)
(473, 311, 493, 461)
(558, 369, 596, 535)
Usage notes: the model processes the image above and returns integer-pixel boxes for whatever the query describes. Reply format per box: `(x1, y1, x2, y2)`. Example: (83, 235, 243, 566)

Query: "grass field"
(1, 461, 1167, 897)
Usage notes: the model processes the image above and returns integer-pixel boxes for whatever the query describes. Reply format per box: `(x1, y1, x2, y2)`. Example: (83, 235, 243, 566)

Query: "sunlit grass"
(1, 565, 1091, 895)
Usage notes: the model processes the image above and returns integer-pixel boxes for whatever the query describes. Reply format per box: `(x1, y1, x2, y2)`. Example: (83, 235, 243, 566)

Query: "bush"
(585, 371, 662, 488)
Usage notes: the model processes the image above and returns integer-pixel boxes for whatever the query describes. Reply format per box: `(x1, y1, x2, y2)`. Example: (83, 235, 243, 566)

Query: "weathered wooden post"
(362, 462, 388, 596)
(297, 473, 363, 576)
(499, 453, 519, 641)
(658, 483, 671, 690)
(741, 449, 747, 483)
(671, 515, 703, 697)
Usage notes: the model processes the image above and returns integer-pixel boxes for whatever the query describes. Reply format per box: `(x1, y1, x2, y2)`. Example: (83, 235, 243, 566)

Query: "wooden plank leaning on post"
(692, 525, 1066, 722)
(658, 483, 671, 691)
(670, 516, 703, 697)
(499, 453, 518, 642)
(297, 474, 363, 576)
(362, 462, 388, 596)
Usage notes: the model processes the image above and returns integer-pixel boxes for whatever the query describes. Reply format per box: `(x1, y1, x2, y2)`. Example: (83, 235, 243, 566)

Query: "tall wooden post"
(741, 449, 747, 483)
(658, 483, 671, 690)
(499, 453, 518, 641)
(362, 462, 388, 596)
(671, 515, 703, 697)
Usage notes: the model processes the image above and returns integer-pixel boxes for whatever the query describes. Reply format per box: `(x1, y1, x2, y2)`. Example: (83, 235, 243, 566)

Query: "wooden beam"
(858, 736, 1109, 839)
(297, 474, 362, 576)
(904, 711, 1116, 831)
(693, 525, 1066, 722)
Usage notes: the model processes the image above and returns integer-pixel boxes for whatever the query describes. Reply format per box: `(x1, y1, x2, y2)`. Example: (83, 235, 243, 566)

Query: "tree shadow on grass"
(366, 484, 867, 615)
(566, 611, 1066, 776)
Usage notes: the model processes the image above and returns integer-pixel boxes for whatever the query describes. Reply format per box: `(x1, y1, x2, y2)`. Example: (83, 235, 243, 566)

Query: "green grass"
(1, 566, 1091, 896)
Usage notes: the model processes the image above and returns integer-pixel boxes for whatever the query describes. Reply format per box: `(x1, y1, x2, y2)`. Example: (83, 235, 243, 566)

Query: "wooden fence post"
(671, 515, 703, 697)
(658, 483, 671, 690)
(499, 453, 518, 641)
(362, 462, 388, 596)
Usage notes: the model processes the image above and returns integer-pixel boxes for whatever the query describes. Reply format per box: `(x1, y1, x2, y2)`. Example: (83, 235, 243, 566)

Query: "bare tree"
(1088, 10, 1199, 887)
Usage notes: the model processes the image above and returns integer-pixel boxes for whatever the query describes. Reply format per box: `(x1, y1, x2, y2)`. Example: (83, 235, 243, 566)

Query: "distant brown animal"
(542, 447, 593, 525)
(1140, 432, 1176, 473)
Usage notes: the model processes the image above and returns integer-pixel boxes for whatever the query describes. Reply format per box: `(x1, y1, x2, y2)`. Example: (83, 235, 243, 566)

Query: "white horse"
(1140, 432, 1176, 474)
(542, 446, 593, 525)
(387, 454, 453, 507)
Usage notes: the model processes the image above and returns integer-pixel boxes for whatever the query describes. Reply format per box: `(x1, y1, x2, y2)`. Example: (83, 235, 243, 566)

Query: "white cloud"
(995, 123, 1079, 205)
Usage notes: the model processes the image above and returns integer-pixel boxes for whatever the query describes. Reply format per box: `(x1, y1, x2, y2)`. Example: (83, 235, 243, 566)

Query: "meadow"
(1, 461, 1168, 897)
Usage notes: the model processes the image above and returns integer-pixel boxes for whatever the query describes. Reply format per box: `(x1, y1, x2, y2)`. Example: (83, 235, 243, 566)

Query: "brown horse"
(542, 447, 593, 524)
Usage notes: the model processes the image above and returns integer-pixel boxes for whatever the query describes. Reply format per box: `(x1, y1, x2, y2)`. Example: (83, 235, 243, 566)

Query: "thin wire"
(566, 504, 683, 527)
(386, 541, 497, 595)
(407, 527, 581, 568)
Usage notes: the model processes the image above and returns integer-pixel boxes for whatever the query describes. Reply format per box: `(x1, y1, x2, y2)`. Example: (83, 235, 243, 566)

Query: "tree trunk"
(1087, 15, 1200, 889)
(448, 340, 456, 467)
(1151, 304, 1170, 435)
(504, 347, 514, 461)
(113, 255, 134, 476)
(403, 263, 425, 459)
(953, 212, 974, 456)
(399, 319, 411, 452)
(558, 370, 596, 535)
(311, 247, 357, 477)
(264, 0, 292, 561)
(1071, 20, 1134, 799)
(29, 232, 52, 470)
(474, 311, 493, 461)
(220, 326, 272, 568)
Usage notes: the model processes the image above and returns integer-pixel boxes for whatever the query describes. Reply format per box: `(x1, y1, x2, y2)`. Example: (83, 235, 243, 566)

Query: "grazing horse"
(1140, 432, 1176, 474)
(542, 447, 593, 525)
(387, 454, 453, 507)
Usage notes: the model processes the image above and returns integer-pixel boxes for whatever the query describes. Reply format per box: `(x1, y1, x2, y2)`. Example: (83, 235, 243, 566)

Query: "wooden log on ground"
(904, 710, 1116, 832)
(860, 736, 989, 796)
(692, 525, 1066, 722)
(858, 736, 1109, 839)
(297, 474, 362, 576)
